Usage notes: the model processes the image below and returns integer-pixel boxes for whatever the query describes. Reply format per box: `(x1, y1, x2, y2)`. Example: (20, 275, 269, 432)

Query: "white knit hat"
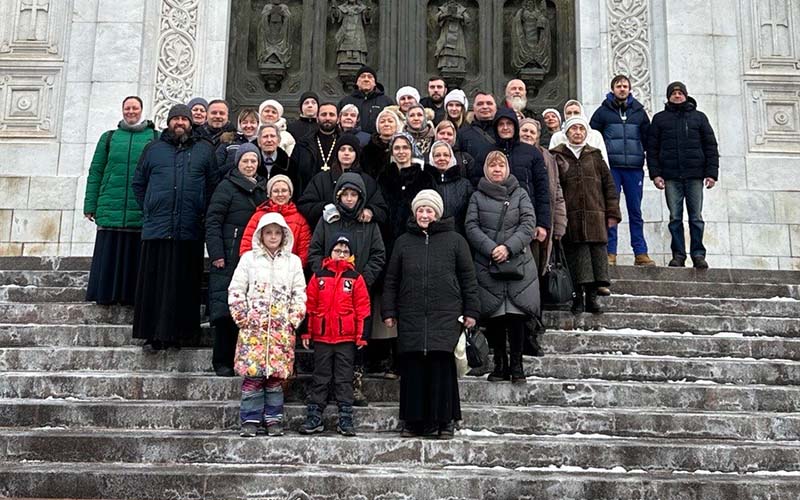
(444, 89, 469, 112)
(395, 86, 421, 103)
(258, 99, 284, 119)
(411, 189, 444, 220)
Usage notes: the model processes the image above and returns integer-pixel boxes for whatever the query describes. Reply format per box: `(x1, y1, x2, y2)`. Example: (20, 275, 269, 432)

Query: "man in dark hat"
(647, 82, 719, 269)
(337, 65, 394, 135)
(131, 103, 219, 351)
(288, 91, 319, 142)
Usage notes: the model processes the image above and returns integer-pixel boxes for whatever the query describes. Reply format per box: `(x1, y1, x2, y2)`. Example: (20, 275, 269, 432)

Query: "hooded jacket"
(304, 257, 371, 346)
(381, 217, 481, 354)
(228, 212, 307, 379)
(239, 199, 312, 267)
(205, 168, 268, 322)
(307, 172, 386, 288)
(646, 96, 719, 181)
(338, 85, 395, 135)
(590, 93, 650, 169)
(465, 174, 540, 318)
(491, 108, 552, 230)
(132, 128, 219, 241)
(84, 120, 159, 228)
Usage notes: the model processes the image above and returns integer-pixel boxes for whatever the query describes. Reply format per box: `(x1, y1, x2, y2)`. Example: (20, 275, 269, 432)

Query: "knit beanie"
(563, 115, 590, 134)
(335, 134, 362, 166)
(328, 233, 354, 256)
(542, 108, 561, 123)
(411, 189, 444, 220)
(167, 104, 192, 123)
(259, 99, 284, 119)
(234, 143, 262, 168)
(187, 97, 208, 111)
(298, 91, 319, 108)
(666, 81, 688, 99)
(396, 86, 421, 103)
(443, 89, 469, 112)
(518, 117, 540, 133)
(356, 65, 377, 80)
(267, 174, 293, 197)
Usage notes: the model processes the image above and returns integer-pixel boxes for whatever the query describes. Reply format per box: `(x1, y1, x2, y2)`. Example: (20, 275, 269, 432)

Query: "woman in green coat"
(83, 96, 159, 305)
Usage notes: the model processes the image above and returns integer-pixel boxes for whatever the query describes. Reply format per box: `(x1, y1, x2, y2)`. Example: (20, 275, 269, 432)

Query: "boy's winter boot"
(337, 404, 357, 436)
(353, 370, 369, 407)
(299, 403, 324, 434)
(487, 347, 509, 382)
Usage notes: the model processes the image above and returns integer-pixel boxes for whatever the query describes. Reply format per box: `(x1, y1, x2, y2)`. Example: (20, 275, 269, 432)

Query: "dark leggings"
(484, 314, 526, 356)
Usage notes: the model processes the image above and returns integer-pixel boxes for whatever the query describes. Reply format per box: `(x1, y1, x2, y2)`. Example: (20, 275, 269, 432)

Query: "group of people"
(82, 66, 720, 440)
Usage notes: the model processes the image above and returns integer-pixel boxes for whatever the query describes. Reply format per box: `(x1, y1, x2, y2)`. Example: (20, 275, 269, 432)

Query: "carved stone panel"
(606, 0, 653, 114)
(746, 81, 800, 154)
(0, 66, 62, 138)
(425, 0, 479, 89)
(742, 0, 800, 72)
(0, 0, 69, 59)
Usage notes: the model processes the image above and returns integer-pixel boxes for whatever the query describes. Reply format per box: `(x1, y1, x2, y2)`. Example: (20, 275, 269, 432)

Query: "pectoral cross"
(19, 0, 49, 41)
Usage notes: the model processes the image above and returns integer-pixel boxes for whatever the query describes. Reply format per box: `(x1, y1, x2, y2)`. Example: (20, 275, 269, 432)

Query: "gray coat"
(465, 175, 540, 318)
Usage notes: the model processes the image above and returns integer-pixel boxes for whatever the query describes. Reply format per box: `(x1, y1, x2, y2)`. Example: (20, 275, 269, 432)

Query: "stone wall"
(0, 0, 798, 270)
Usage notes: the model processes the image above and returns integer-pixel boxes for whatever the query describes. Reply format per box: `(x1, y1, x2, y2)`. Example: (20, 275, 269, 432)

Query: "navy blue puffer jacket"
(133, 130, 219, 240)
(646, 97, 719, 181)
(590, 93, 650, 169)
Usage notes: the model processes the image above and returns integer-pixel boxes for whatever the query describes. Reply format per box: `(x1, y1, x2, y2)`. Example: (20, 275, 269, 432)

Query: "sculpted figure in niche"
(331, 0, 371, 67)
(435, 1, 470, 74)
(511, 0, 552, 74)
(258, 1, 292, 68)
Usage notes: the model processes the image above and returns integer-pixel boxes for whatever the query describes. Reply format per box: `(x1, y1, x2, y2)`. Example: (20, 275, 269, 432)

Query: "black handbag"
(543, 240, 574, 304)
(488, 200, 525, 281)
(465, 327, 490, 368)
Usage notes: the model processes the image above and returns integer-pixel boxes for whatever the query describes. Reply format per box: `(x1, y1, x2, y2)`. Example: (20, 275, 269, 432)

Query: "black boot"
(571, 288, 584, 314)
(487, 348, 509, 382)
(510, 353, 526, 384)
(585, 286, 603, 314)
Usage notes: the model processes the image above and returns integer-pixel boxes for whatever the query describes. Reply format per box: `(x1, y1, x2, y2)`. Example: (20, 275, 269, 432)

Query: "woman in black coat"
(424, 140, 473, 234)
(382, 190, 481, 439)
(205, 143, 268, 376)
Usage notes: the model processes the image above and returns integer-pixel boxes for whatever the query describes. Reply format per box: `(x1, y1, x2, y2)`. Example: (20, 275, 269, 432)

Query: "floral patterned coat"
(228, 212, 307, 379)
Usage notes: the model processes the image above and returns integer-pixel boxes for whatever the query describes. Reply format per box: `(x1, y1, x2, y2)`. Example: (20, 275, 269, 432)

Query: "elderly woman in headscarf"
(404, 103, 436, 156)
(361, 108, 404, 177)
(550, 115, 621, 315)
(259, 99, 296, 156)
(465, 151, 539, 384)
(434, 119, 474, 178)
(549, 100, 609, 166)
(424, 140, 473, 234)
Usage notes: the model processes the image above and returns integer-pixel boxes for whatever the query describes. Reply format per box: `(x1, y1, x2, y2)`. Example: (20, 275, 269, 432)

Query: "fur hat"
(234, 143, 262, 168)
(411, 189, 444, 220)
(267, 174, 293, 197)
(167, 104, 192, 124)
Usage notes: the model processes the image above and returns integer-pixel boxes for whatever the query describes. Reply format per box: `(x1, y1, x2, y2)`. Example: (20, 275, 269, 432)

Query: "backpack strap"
(104, 129, 115, 155)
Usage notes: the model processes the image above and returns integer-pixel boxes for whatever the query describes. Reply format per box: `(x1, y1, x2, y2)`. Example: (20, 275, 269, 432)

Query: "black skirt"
(399, 351, 461, 424)
(86, 229, 141, 306)
(132, 239, 204, 344)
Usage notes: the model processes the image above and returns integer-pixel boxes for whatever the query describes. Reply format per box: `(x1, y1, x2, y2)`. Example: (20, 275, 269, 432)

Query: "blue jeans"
(607, 168, 647, 255)
(665, 179, 706, 259)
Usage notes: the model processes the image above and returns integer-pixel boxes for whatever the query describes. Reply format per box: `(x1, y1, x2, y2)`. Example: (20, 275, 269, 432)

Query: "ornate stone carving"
(152, 0, 199, 129)
(330, 0, 372, 87)
(743, 0, 800, 71)
(434, 1, 469, 88)
(746, 81, 800, 154)
(606, 0, 653, 114)
(0, 0, 68, 57)
(0, 67, 60, 138)
(510, 0, 551, 87)
(258, 1, 292, 91)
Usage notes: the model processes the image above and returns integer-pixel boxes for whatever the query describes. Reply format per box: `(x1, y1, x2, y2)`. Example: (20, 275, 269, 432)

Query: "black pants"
(485, 314, 526, 356)
(212, 316, 238, 370)
(366, 337, 397, 373)
(307, 342, 356, 409)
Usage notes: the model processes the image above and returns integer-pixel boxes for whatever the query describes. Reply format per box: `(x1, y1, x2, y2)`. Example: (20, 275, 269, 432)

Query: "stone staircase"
(1, 257, 800, 499)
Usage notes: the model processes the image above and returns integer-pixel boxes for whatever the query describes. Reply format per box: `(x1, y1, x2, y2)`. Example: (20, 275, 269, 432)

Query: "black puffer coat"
(338, 86, 395, 135)
(647, 97, 719, 181)
(382, 217, 481, 354)
(492, 108, 552, 230)
(465, 175, 540, 318)
(132, 130, 219, 241)
(424, 164, 474, 234)
(204, 169, 268, 322)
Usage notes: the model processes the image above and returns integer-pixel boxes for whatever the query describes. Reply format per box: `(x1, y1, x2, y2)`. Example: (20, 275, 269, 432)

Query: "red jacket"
(304, 257, 371, 346)
(239, 200, 312, 267)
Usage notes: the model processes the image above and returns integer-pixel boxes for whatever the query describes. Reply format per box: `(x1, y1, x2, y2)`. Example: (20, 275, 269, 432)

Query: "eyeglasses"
(332, 249, 351, 256)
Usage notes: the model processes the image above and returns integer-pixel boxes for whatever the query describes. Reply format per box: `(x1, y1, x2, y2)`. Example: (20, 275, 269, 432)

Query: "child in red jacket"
(300, 234, 371, 436)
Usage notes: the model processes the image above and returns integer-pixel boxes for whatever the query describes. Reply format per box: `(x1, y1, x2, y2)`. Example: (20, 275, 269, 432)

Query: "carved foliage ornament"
(606, 0, 652, 114)
(152, 0, 199, 129)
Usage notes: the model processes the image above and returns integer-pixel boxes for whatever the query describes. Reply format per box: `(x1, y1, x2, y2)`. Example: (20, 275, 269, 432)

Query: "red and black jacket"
(304, 257, 371, 346)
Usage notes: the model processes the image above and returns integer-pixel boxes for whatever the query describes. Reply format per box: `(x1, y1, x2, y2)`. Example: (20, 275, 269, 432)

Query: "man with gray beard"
(503, 79, 533, 121)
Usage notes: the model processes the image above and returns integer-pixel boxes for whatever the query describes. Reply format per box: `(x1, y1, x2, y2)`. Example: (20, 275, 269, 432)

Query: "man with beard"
(420, 76, 448, 125)
(503, 79, 533, 121)
(339, 104, 371, 147)
(338, 66, 394, 135)
(132, 104, 218, 351)
(290, 102, 341, 198)
(197, 99, 237, 147)
(457, 91, 498, 178)
(288, 91, 320, 142)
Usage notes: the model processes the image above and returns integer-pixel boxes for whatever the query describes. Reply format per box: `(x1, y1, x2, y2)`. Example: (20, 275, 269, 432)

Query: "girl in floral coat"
(228, 212, 307, 437)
